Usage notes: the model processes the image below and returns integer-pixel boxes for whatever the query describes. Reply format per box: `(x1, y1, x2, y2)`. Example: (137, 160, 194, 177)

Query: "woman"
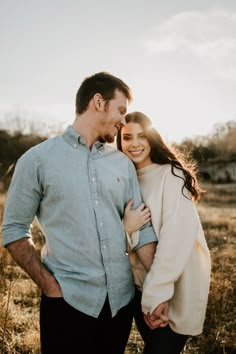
(117, 112, 211, 354)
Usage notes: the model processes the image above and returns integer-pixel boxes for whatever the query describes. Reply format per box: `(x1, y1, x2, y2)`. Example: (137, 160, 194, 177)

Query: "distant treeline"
(0, 119, 236, 189)
(174, 120, 236, 163)
(0, 130, 47, 188)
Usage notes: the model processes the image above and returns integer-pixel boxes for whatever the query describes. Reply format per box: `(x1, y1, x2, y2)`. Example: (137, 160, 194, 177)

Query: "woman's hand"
(144, 301, 169, 329)
(123, 198, 151, 235)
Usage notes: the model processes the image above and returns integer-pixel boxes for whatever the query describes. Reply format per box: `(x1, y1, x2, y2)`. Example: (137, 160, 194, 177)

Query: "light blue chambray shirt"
(2, 125, 157, 317)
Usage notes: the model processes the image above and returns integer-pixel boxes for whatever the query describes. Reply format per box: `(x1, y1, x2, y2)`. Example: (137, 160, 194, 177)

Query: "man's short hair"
(75, 72, 133, 114)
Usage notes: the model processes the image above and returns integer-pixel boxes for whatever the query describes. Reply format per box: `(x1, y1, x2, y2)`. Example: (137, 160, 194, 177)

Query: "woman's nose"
(131, 138, 140, 147)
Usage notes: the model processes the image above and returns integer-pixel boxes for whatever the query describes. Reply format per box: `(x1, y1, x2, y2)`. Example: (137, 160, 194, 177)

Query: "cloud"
(144, 10, 236, 80)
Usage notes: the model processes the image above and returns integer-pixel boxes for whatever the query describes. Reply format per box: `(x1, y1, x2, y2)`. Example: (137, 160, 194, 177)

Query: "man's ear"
(93, 93, 104, 111)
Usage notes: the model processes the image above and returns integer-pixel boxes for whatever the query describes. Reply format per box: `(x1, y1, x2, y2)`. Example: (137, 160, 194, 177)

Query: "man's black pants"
(40, 294, 133, 354)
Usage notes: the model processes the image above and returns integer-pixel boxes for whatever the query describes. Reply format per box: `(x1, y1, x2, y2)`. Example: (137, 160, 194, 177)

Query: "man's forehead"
(113, 89, 128, 105)
(114, 89, 127, 99)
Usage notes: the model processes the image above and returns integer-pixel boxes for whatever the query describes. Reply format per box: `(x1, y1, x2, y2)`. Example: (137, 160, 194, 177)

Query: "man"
(2, 72, 157, 354)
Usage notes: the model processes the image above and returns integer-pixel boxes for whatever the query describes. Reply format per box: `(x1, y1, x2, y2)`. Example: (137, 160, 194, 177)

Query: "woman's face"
(120, 122, 152, 169)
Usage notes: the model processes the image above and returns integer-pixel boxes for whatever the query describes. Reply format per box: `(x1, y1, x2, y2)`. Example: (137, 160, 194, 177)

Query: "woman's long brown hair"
(116, 111, 204, 201)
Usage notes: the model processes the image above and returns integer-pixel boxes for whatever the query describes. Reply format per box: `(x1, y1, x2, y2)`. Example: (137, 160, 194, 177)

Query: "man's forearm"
(136, 242, 157, 271)
(7, 238, 62, 297)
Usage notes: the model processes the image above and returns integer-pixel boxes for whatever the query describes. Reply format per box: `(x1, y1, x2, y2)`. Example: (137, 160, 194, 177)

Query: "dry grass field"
(0, 183, 236, 354)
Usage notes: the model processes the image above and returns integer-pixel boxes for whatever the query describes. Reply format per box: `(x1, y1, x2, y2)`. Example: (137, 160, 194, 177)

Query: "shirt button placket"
(89, 156, 109, 278)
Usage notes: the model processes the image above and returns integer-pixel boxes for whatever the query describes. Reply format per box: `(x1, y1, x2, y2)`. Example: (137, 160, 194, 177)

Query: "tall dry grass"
(0, 183, 236, 354)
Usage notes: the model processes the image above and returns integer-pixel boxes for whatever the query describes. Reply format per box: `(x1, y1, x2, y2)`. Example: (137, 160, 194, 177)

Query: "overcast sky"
(0, 0, 236, 142)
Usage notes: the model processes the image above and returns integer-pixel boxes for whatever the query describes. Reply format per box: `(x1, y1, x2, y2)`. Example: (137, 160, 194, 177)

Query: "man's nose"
(121, 115, 126, 126)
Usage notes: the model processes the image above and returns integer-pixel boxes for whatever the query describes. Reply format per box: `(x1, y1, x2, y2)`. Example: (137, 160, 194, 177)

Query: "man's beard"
(99, 133, 115, 144)
(104, 133, 115, 143)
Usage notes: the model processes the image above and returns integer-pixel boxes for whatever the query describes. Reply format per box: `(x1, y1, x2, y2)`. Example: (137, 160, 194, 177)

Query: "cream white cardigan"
(128, 163, 211, 336)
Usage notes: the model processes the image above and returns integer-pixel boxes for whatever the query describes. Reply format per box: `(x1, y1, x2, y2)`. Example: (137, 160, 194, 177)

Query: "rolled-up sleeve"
(2, 149, 42, 246)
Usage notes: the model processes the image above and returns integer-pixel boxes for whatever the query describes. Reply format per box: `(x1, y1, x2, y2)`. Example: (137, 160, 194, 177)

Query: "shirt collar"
(63, 125, 105, 150)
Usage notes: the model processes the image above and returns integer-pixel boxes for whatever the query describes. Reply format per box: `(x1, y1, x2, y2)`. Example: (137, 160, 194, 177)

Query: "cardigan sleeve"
(141, 167, 202, 314)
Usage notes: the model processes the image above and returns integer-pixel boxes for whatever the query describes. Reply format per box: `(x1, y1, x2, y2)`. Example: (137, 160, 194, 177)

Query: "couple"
(2, 72, 211, 354)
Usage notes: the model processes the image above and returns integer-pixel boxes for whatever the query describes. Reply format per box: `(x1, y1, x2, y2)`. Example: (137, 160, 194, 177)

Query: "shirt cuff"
(126, 230, 140, 251)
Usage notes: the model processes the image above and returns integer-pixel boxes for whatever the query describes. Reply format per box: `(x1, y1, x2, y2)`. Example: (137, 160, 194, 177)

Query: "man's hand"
(144, 301, 169, 329)
(7, 238, 62, 297)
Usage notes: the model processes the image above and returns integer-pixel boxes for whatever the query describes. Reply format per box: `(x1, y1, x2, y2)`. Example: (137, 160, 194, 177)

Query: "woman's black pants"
(133, 288, 189, 354)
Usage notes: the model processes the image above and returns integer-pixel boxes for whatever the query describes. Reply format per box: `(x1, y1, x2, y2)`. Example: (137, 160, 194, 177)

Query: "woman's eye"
(122, 136, 131, 141)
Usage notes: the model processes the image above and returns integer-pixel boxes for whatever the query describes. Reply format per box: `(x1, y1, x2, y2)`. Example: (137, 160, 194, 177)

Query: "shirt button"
(73, 144, 77, 148)
(92, 178, 96, 182)
(95, 200, 98, 205)
(80, 137, 86, 144)
(100, 222, 103, 227)
(103, 245, 106, 249)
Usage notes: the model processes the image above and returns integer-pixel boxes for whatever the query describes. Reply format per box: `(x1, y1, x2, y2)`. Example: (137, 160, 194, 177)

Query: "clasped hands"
(144, 301, 169, 329)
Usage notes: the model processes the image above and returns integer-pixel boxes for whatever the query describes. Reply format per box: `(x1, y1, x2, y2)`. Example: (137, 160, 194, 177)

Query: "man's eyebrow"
(119, 106, 127, 114)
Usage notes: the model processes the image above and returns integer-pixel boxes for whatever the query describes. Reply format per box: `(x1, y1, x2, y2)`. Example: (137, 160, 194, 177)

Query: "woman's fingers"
(144, 313, 168, 329)
(125, 198, 134, 212)
(142, 209, 151, 217)
(136, 204, 150, 216)
(136, 202, 146, 212)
